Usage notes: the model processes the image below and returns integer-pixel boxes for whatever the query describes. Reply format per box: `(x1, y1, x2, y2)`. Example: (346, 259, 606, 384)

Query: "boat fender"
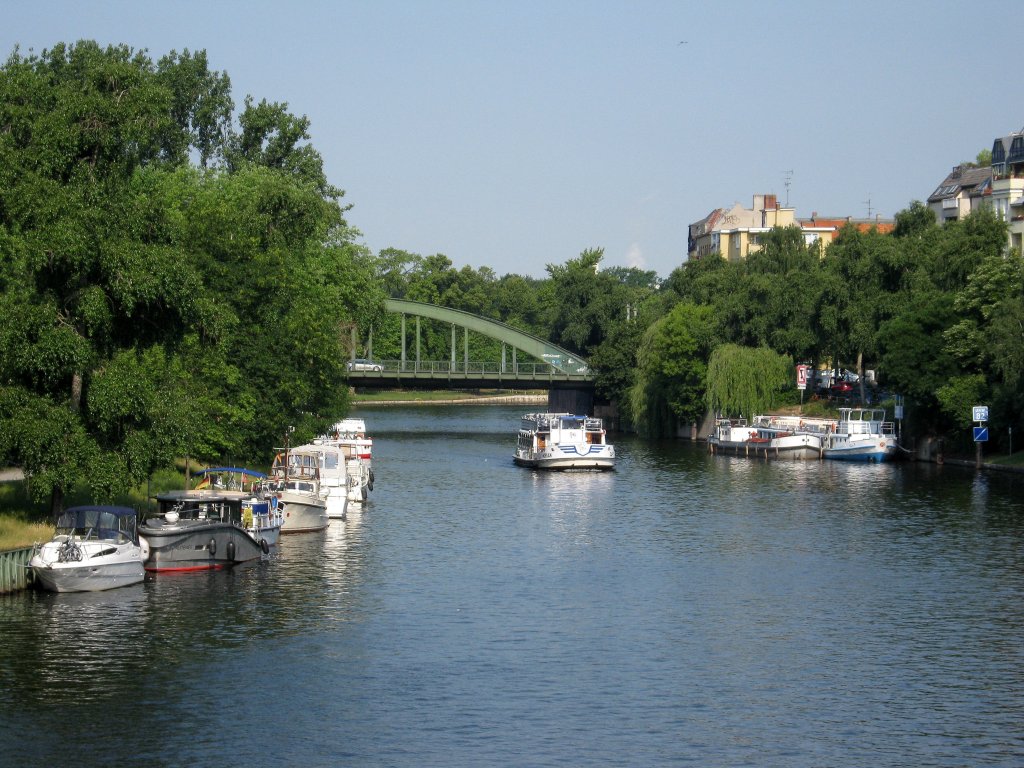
(260, 539, 270, 555)
(139, 536, 150, 562)
(368, 476, 374, 491)
(361, 487, 368, 502)
(208, 538, 217, 556)
(226, 539, 236, 562)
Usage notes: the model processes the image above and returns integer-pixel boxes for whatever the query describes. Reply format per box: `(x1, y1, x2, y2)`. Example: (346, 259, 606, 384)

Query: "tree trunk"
(50, 371, 84, 519)
(856, 351, 865, 403)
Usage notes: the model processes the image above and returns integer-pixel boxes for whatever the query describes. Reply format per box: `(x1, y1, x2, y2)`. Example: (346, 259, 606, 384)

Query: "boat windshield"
(55, 507, 137, 541)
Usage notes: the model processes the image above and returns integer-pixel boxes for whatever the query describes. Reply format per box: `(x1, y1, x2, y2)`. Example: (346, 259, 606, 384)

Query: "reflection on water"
(2, 405, 1024, 767)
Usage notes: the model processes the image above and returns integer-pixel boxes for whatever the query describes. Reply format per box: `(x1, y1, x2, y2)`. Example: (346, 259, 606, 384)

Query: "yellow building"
(688, 194, 795, 262)
(688, 193, 894, 261)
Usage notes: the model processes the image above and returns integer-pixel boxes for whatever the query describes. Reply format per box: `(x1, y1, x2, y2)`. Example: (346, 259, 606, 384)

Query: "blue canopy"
(196, 467, 268, 479)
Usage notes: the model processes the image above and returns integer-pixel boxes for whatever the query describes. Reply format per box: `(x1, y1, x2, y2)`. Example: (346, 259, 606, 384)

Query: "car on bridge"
(347, 358, 383, 372)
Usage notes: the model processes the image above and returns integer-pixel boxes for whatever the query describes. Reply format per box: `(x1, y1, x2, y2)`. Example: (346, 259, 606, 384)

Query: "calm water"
(2, 405, 1024, 767)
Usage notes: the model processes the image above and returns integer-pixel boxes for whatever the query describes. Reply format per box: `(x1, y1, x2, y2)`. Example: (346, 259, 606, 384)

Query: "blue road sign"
(973, 426, 989, 442)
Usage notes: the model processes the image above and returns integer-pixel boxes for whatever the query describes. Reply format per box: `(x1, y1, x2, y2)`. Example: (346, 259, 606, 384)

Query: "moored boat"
(280, 443, 349, 520)
(709, 415, 833, 460)
(315, 417, 374, 505)
(513, 413, 615, 470)
(30, 506, 145, 592)
(194, 467, 284, 546)
(268, 449, 330, 532)
(820, 407, 897, 462)
(139, 490, 270, 573)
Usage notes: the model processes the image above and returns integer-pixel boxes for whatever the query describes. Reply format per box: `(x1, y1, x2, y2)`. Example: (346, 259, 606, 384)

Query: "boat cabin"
(55, 506, 139, 544)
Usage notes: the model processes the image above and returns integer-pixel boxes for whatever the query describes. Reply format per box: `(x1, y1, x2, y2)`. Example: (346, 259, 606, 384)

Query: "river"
(2, 405, 1023, 767)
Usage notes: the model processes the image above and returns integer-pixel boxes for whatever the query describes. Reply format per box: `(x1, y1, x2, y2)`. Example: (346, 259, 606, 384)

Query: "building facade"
(991, 130, 1024, 254)
(926, 164, 992, 223)
(688, 194, 893, 262)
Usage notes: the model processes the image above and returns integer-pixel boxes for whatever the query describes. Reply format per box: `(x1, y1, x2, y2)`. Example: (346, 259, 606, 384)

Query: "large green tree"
(0, 41, 370, 510)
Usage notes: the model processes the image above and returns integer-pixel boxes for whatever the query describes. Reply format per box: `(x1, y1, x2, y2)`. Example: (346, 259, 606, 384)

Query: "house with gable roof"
(926, 164, 992, 223)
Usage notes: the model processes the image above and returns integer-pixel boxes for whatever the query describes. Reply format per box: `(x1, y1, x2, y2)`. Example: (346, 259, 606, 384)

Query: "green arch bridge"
(348, 299, 597, 413)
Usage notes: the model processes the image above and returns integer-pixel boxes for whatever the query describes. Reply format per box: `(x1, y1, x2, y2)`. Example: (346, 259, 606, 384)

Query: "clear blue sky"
(4, 1, 1020, 279)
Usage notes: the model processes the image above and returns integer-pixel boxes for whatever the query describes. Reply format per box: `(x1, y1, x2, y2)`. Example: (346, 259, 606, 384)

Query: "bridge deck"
(347, 361, 593, 390)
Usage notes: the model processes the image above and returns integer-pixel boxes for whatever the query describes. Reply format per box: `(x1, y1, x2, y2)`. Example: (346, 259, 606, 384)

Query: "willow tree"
(705, 344, 792, 421)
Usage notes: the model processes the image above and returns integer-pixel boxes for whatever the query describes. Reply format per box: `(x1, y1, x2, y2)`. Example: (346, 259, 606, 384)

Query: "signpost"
(973, 405, 988, 469)
(796, 364, 809, 410)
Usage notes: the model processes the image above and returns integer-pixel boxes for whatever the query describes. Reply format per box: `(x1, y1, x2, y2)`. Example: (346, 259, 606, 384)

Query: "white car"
(347, 358, 383, 372)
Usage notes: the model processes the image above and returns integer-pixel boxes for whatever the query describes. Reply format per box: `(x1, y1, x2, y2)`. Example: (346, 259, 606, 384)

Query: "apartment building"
(991, 130, 1024, 254)
(688, 194, 893, 262)
(926, 164, 992, 223)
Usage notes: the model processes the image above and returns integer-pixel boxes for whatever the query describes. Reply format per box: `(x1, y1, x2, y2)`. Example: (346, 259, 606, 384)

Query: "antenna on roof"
(783, 170, 793, 207)
(863, 193, 873, 218)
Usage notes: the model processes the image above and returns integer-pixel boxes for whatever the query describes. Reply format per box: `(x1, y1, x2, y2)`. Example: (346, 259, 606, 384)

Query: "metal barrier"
(0, 546, 35, 593)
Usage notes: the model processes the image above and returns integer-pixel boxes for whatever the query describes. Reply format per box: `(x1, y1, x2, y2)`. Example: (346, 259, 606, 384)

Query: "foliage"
(629, 302, 716, 435)
(705, 344, 793, 421)
(0, 41, 367, 509)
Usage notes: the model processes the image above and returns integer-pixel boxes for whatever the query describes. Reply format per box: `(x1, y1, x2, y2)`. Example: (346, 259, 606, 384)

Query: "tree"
(0, 41, 367, 510)
(629, 302, 717, 436)
(705, 344, 793, 422)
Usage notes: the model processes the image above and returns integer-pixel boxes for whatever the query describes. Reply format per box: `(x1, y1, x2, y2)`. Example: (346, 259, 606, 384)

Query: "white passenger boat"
(268, 449, 330, 532)
(30, 506, 145, 592)
(820, 407, 897, 462)
(139, 490, 270, 573)
(513, 413, 615, 470)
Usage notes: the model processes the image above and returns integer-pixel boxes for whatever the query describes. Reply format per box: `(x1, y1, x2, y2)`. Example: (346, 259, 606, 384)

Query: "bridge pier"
(548, 385, 594, 416)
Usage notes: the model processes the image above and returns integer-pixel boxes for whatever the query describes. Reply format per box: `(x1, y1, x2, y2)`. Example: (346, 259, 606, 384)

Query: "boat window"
(323, 453, 339, 470)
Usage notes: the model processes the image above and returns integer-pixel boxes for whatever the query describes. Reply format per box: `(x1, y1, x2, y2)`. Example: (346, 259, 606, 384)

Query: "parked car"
(829, 381, 854, 398)
(347, 358, 383, 372)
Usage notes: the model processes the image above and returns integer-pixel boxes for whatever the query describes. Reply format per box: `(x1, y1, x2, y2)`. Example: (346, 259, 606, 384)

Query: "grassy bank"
(0, 462, 201, 551)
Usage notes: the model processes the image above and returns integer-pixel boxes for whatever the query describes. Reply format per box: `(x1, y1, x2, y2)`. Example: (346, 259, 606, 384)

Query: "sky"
(3, 1, 1021, 279)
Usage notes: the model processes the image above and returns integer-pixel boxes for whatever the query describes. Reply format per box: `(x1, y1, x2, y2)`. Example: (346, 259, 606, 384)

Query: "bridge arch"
(383, 298, 589, 375)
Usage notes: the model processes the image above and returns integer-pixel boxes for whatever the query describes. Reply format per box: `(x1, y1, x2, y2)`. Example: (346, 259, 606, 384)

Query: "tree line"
(2, 42, 1021, 512)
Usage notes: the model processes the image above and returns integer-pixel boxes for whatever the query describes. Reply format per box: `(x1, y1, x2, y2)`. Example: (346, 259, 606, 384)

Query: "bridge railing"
(354, 360, 590, 377)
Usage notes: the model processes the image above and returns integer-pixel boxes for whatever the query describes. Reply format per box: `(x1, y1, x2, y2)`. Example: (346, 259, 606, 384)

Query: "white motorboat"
(315, 417, 374, 505)
(282, 443, 349, 520)
(820, 408, 898, 462)
(140, 490, 271, 572)
(513, 413, 615, 470)
(30, 506, 145, 592)
(269, 449, 330, 532)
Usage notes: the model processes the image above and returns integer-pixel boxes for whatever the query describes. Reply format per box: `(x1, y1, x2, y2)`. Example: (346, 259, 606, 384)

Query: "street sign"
(973, 405, 989, 422)
(974, 426, 989, 442)
(796, 364, 809, 390)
